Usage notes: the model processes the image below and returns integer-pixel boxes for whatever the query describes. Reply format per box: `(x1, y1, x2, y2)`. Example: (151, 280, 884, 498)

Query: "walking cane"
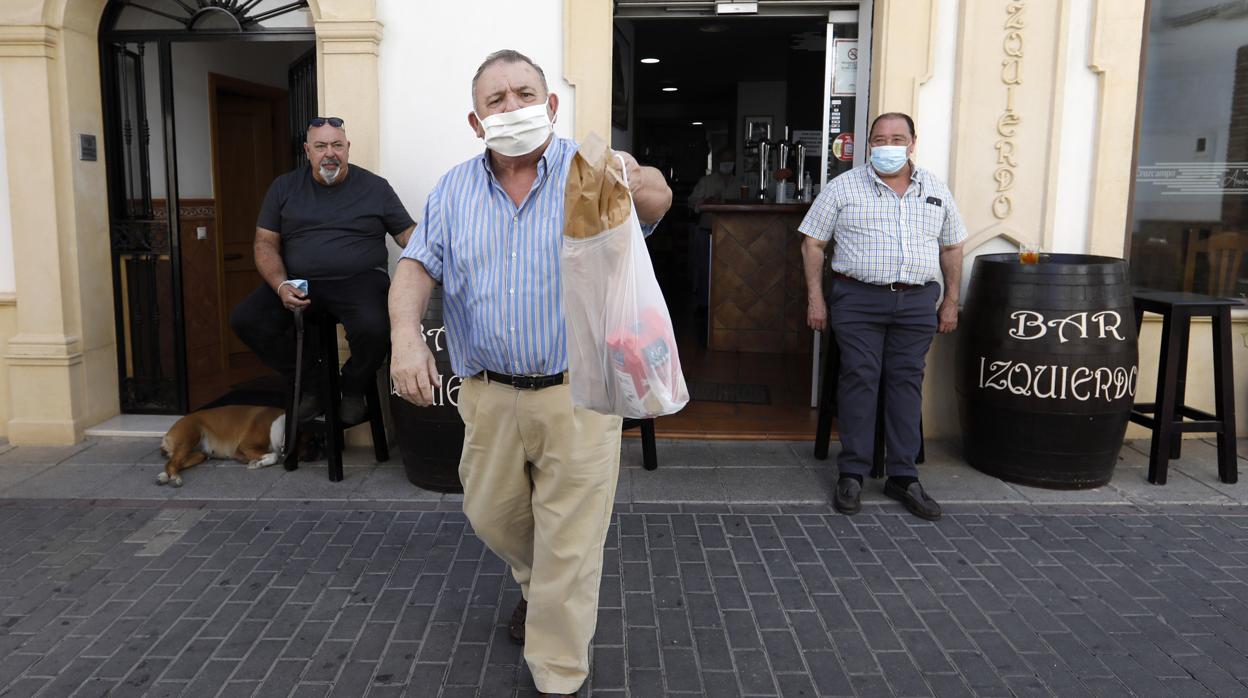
(284, 306, 305, 471)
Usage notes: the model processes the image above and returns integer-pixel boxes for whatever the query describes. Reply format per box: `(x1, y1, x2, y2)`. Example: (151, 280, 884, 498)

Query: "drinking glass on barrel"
(1018, 243, 1041, 265)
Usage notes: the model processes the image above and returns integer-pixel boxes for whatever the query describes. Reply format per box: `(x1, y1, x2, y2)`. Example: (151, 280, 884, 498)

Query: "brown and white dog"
(158, 405, 287, 487)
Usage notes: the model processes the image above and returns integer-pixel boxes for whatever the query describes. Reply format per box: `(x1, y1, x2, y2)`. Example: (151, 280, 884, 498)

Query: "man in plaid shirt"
(799, 112, 967, 521)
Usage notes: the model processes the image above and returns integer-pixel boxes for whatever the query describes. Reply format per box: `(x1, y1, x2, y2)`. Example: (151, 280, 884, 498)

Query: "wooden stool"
(1130, 289, 1239, 485)
(283, 310, 389, 481)
(813, 328, 925, 477)
(623, 418, 658, 470)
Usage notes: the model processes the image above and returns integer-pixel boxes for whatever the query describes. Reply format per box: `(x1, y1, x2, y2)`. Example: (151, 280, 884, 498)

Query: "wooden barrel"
(390, 286, 464, 493)
(957, 253, 1138, 488)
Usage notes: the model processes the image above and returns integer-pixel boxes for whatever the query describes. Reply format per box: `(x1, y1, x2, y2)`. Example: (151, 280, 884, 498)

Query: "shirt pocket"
(913, 200, 945, 240)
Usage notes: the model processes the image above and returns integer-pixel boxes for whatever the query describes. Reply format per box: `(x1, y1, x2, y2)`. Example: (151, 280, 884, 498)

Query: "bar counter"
(700, 202, 814, 353)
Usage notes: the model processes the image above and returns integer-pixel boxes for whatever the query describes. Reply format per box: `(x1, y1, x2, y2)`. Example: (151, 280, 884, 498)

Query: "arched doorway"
(99, 0, 316, 413)
(0, 0, 383, 443)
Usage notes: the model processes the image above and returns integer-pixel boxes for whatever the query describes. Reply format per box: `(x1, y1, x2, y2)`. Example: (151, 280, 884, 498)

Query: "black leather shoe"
(297, 392, 323, 422)
(508, 599, 527, 645)
(339, 392, 368, 425)
(884, 479, 942, 521)
(833, 477, 862, 515)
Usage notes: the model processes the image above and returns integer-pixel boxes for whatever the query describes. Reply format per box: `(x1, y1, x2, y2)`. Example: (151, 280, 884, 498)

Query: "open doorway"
(100, 0, 315, 413)
(202, 70, 295, 409)
(614, 6, 866, 438)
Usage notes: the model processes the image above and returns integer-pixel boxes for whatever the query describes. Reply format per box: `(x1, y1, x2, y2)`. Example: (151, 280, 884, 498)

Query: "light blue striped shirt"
(401, 137, 655, 378)
(798, 163, 967, 285)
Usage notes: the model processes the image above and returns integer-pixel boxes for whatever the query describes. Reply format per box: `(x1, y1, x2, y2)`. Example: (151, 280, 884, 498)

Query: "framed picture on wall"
(744, 116, 772, 144)
(743, 116, 772, 174)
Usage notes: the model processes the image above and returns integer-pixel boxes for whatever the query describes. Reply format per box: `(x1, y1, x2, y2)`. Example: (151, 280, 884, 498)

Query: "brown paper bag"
(563, 133, 632, 239)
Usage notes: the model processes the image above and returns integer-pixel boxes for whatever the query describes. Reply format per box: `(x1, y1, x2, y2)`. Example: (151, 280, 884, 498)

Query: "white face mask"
(475, 99, 554, 157)
(718, 162, 735, 175)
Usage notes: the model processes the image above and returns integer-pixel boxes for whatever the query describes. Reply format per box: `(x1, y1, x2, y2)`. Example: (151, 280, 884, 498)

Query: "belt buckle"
(888, 282, 903, 291)
(513, 375, 540, 390)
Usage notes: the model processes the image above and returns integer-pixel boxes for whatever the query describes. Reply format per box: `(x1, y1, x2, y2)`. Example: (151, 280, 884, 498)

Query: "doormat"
(199, 374, 287, 410)
(688, 382, 771, 405)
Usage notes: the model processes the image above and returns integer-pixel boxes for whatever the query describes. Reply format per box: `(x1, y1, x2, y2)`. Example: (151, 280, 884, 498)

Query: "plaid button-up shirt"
(798, 163, 968, 286)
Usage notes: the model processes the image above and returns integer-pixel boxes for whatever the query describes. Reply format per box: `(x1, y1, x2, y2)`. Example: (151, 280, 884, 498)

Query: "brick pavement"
(0, 499, 1246, 697)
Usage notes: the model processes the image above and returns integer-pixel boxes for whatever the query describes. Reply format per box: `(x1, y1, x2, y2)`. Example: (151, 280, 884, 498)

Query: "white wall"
(1050, 0, 1096, 254)
(378, 0, 573, 262)
(144, 41, 312, 199)
(914, 0, 957, 182)
(1133, 2, 1248, 223)
(0, 74, 12, 294)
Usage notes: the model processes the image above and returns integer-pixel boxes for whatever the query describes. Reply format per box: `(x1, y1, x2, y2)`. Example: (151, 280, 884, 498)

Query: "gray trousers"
(829, 278, 940, 478)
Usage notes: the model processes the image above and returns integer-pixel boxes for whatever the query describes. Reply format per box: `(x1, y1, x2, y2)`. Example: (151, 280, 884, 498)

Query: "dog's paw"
(171, 475, 183, 488)
(156, 472, 169, 485)
(248, 453, 279, 470)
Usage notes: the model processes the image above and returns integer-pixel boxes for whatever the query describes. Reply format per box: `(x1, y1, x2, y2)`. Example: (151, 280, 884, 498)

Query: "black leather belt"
(482, 370, 566, 390)
(833, 272, 925, 292)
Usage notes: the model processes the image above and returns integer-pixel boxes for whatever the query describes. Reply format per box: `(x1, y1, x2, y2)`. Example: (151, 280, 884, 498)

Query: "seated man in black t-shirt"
(229, 117, 415, 424)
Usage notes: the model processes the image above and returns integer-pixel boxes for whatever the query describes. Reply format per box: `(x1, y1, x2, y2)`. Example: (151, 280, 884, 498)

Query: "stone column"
(316, 18, 383, 170)
(0, 22, 115, 444)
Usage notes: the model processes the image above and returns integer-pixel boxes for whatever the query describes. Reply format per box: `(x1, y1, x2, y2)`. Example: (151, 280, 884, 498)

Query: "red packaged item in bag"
(606, 306, 682, 415)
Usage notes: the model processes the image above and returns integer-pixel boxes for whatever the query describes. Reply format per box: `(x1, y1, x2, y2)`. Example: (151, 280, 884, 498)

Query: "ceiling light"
(662, 87, 678, 92)
(691, 121, 703, 125)
(640, 57, 660, 64)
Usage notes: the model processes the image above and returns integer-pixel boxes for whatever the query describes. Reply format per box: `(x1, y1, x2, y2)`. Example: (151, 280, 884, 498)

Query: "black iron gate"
(99, 0, 313, 413)
(289, 47, 318, 165)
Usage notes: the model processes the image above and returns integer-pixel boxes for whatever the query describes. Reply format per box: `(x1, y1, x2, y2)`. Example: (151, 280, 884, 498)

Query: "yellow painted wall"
(0, 299, 14, 438)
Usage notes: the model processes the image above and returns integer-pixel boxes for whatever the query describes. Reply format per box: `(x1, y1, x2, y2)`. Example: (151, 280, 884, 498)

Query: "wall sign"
(831, 39, 858, 96)
(79, 134, 97, 162)
(992, 1, 1024, 219)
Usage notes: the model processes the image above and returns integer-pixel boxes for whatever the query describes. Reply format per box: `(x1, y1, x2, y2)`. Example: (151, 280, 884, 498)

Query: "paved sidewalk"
(0, 500, 1246, 697)
(0, 436, 1243, 696)
(0, 435, 1244, 506)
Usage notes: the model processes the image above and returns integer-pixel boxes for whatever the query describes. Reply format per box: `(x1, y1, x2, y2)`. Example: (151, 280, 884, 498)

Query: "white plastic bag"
(562, 149, 689, 418)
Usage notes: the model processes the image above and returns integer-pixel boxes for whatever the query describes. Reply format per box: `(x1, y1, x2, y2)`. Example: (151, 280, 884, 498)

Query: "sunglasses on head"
(308, 117, 345, 128)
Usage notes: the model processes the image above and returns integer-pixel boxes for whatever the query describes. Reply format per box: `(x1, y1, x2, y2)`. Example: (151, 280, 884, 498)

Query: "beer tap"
(756, 138, 772, 202)
(774, 127, 797, 203)
(794, 141, 808, 201)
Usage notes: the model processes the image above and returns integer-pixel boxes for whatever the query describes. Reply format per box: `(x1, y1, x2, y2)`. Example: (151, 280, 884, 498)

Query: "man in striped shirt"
(388, 50, 671, 697)
(800, 112, 967, 522)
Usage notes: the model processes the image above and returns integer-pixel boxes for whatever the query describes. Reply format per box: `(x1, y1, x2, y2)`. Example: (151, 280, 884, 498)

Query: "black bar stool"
(283, 309, 389, 481)
(623, 418, 658, 470)
(1130, 289, 1239, 485)
(813, 328, 925, 476)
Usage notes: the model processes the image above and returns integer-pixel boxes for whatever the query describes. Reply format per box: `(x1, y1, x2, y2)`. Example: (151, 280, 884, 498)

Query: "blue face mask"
(870, 145, 909, 174)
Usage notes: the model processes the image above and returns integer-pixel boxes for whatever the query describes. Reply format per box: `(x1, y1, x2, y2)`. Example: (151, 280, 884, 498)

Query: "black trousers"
(828, 278, 940, 478)
(229, 269, 390, 395)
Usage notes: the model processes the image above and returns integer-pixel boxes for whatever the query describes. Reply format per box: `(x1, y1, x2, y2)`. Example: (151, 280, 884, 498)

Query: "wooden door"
(183, 74, 291, 409)
(218, 91, 277, 360)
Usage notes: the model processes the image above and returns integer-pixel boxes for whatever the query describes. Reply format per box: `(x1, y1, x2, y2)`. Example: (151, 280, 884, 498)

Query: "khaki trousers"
(456, 375, 622, 694)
